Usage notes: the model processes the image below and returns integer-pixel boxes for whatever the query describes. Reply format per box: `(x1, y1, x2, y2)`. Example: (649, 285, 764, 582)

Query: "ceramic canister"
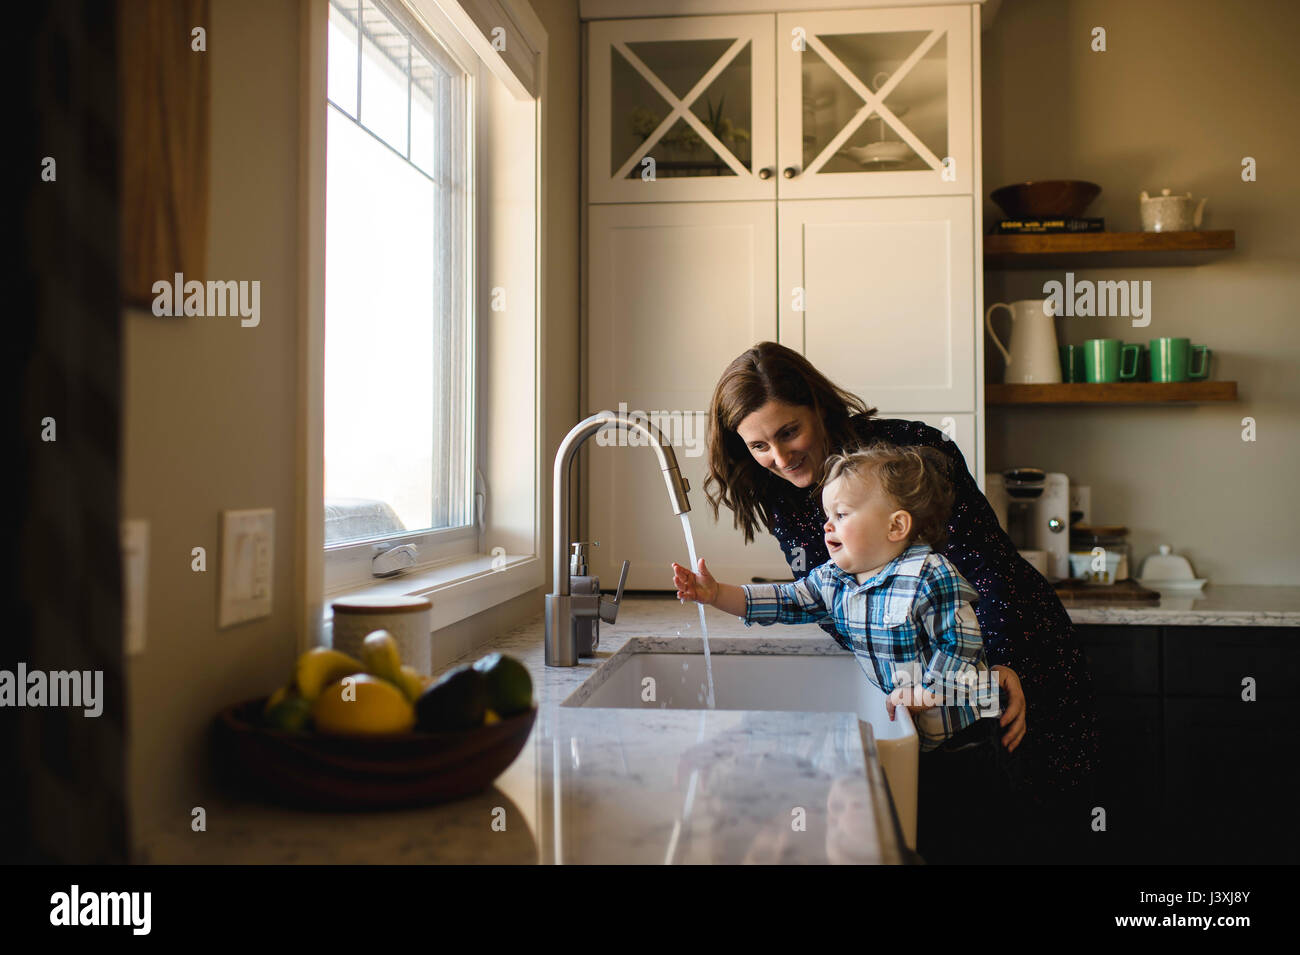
(330, 594, 433, 676)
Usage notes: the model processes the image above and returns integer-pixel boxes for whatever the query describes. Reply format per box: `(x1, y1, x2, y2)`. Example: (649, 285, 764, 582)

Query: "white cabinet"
(583, 4, 984, 587)
(778, 196, 975, 412)
(587, 15, 776, 203)
(588, 6, 973, 203)
(776, 5, 973, 198)
(585, 202, 790, 588)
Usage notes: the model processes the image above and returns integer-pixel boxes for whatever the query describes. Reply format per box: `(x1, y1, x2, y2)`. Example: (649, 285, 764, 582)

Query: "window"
(324, 0, 476, 588)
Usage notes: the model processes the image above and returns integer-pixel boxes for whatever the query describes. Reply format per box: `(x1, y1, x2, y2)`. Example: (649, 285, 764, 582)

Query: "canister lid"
(331, 595, 432, 615)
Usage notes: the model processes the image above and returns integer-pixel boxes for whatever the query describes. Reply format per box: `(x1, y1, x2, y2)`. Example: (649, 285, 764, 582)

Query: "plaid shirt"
(742, 543, 999, 750)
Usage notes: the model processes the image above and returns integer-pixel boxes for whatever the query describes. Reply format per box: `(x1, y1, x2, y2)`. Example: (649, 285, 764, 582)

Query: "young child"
(671, 443, 999, 752)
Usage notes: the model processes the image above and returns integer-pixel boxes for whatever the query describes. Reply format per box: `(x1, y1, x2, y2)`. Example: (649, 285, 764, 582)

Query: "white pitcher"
(985, 299, 1062, 384)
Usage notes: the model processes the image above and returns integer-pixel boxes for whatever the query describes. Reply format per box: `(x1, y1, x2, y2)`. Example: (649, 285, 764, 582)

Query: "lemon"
(296, 648, 365, 701)
(264, 684, 291, 714)
(396, 665, 429, 703)
(311, 673, 415, 736)
(361, 630, 404, 685)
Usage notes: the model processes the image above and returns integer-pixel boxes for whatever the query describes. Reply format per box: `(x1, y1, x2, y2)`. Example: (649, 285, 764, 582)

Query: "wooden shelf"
(985, 230, 1235, 269)
(987, 381, 1238, 405)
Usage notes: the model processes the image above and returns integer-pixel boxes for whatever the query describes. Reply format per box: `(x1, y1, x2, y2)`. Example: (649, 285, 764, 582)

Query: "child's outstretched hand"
(887, 684, 940, 721)
(672, 558, 719, 606)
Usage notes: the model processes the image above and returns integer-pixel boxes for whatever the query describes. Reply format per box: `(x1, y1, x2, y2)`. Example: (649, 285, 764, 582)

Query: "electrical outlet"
(121, 520, 149, 656)
(219, 508, 274, 628)
(1069, 485, 1091, 524)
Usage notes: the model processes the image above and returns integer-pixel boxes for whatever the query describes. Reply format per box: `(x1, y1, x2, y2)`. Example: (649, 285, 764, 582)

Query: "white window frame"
(299, 0, 546, 649)
(321, 0, 481, 594)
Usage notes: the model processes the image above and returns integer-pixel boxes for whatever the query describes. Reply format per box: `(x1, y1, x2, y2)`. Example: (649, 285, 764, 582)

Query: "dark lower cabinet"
(1162, 698, 1296, 863)
(1090, 695, 1161, 863)
(1076, 624, 1299, 864)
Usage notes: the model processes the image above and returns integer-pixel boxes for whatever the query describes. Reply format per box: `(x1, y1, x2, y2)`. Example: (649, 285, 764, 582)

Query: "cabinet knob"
(782, 166, 798, 179)
(757, 167, 773, 180)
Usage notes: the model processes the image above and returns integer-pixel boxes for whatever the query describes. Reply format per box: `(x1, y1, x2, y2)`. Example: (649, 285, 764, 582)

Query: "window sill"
(322, 552, 542, 637)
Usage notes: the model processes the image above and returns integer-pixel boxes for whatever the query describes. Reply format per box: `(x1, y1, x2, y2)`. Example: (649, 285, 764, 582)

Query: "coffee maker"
(984, 468, 1070, 581)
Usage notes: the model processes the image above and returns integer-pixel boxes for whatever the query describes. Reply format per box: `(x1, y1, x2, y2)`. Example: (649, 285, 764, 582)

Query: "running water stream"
(679, 513, 716, 709)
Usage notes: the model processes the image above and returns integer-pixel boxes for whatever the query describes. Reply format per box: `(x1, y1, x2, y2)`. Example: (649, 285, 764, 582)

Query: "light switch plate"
(219, 508, 274, 628)
(121, 520, 149, 656)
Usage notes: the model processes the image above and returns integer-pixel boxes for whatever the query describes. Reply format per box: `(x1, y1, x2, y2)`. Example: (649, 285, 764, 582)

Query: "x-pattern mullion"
(613, 37, 751, 181)
(804, 29, 944, 176)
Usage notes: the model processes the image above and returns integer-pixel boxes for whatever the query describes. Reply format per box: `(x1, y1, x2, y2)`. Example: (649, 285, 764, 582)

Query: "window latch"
(371, 542, 419, 577)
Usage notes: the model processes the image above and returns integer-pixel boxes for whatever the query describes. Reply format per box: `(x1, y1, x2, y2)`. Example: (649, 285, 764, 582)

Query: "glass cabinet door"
(588, 15, 775, 203)
(776, 6, 972, 198)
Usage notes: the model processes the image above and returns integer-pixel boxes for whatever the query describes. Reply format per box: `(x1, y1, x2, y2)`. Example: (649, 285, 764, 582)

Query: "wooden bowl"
(990, 180, 1101, 219)
(213, 698, 537, 810)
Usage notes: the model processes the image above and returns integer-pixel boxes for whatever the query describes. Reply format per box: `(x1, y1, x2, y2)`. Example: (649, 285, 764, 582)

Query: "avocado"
(472, 653, 533, 716)
(415, 665, 488, 731)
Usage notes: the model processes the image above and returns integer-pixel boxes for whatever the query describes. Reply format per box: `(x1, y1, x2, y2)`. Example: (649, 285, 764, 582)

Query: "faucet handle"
(598, 560, 630, 624)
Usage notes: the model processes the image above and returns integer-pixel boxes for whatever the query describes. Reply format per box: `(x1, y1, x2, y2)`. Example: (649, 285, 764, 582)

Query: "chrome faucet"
(545, 411, 692, 666)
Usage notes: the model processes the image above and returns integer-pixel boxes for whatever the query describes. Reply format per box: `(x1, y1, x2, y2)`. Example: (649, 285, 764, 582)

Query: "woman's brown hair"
(703, 341, 876, 543)
(821, 445, 955, 552)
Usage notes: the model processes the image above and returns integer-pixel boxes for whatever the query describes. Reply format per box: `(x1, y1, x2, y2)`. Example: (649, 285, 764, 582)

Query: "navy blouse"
(765, 414, 1099, 799)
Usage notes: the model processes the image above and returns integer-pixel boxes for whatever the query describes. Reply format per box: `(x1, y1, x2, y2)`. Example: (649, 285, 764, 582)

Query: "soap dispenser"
(569, 541, 601, 656)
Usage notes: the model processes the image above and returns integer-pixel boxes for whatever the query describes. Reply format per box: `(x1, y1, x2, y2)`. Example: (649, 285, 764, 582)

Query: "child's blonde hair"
(820, 444, 955, 551)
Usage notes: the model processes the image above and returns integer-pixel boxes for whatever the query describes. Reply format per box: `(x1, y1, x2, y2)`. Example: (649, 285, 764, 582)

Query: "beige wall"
(982, 0, 1300, 584)
(123, 0, 305, 845)
(123, 0, 581, 851)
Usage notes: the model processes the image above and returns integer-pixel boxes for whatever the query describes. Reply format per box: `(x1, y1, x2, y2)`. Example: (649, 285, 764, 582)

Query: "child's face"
(821, 471, 912, 575)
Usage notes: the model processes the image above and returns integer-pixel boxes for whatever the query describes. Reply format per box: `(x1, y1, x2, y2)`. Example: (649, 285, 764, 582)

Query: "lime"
(264, 693, 314, 733)
(472, 653, 533, 716)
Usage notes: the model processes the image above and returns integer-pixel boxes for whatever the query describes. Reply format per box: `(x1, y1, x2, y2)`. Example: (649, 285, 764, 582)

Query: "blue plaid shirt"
(742, 543, 999, 750)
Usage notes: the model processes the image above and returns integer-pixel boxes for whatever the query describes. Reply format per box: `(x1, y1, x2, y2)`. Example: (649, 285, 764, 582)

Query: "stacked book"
(994, 217, 1104, 234)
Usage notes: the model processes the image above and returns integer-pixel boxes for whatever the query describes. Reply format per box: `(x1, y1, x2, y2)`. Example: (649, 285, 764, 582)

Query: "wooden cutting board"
(1053, 578, 1160, 603)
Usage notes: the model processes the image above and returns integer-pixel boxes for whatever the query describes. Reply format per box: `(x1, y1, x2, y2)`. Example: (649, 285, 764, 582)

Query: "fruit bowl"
(213, 698, 537, 810)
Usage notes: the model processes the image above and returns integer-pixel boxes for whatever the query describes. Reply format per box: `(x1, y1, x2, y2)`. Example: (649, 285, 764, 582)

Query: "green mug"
(1059, 344, 1087, 383)
(1150, 337, 1211, 382)
(1084, 338, 1141, 383)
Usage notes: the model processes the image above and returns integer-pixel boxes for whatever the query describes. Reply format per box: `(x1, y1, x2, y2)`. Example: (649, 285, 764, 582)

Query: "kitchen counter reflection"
(536, 707, 892, 864)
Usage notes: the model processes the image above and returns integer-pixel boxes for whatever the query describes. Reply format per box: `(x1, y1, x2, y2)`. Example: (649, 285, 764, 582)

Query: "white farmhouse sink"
(563, 636, 920, 848)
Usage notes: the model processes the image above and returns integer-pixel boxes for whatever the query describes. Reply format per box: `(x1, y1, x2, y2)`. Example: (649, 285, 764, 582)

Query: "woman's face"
(735, 400, 825, 488)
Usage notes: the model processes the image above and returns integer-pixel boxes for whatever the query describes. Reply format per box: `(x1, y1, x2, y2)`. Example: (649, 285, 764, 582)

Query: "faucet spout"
(545, 410, 692, 665)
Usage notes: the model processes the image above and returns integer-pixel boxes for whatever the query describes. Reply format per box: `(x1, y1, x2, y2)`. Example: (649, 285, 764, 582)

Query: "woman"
(701, 342, 1099, 862)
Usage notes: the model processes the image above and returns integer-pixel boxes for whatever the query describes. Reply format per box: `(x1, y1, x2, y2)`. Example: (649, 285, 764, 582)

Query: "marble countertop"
(136, 585, 1297, 864)
(139, 597, 907, 865)
(1062, 585, 1300, 627)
